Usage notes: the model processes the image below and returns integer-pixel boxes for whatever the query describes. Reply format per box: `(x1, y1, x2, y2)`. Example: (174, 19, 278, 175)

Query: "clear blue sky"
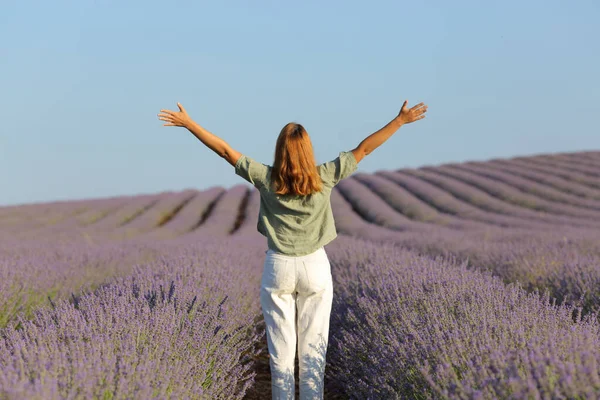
(1, 0, 599, 206)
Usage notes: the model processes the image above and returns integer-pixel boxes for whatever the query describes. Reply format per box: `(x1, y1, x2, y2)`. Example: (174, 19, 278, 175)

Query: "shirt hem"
(266, 231, 338, 257)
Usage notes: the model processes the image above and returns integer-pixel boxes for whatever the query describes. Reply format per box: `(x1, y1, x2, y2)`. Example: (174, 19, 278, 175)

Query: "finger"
(400, 100, 408, 113)
(177, 102, 186, 113)
(157, 114, 172, 119)
(410, 102, 425, 111)
(163, 123, 176, 126)
(158, 116, 173, 121)
(160, 109, 175, 115)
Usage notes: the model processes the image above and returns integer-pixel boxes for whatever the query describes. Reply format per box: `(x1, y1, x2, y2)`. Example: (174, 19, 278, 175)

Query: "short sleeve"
(235, 154, 270, 189)
(318, 151, 358, 187)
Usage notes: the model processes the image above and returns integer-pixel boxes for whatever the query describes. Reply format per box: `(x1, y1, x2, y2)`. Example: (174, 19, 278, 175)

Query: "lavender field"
(2, 150, 600, 399)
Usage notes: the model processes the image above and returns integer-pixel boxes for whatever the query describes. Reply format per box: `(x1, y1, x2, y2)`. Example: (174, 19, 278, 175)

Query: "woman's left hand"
(158, 102, 192, 128)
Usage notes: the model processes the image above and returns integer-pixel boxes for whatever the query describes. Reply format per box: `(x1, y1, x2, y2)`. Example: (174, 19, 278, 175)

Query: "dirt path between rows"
(243, 334, 347, 399)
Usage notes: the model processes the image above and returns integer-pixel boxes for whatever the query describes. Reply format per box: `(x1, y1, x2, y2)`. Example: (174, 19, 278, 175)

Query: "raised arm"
(158, 102, 242, 167)
(350, 100, 427, 164)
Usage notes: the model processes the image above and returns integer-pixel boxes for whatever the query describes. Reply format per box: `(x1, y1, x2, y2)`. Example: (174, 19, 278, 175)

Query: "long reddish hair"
(271, 122, 323, 196)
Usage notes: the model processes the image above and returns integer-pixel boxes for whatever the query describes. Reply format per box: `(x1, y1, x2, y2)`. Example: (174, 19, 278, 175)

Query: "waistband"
(265, 246, 327, 261)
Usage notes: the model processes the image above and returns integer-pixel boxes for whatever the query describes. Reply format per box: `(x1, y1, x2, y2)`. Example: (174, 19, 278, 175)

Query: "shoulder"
(318, 151, 358, 187)
(236, 154, 270, 172)
(318, 151, 356, 173)
(235, 154, 271, 189)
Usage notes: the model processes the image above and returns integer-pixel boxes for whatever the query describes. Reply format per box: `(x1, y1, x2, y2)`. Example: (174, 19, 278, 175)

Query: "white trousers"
(260, 246, 333, 400)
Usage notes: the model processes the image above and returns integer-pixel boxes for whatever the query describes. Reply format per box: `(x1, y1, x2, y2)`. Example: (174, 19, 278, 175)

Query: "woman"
(157, 100, 427, 399)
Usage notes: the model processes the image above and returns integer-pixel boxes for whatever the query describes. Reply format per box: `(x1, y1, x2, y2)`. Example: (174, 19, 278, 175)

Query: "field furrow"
(485, 159, 600, 200)
(406, 168, 600, 229)
(330, 188, 402, 242)
(111, 189, 198, 238)
(524, 155, 600, 178)
(377, 170, 564, 230)
(451, 161, 600, 211)
(233, 189, 262, 237)
(336, 177, 453, 234)
(354, 173, 493, 230)
(86, 193, 163, 234)
(548, 152, 600, 169)
(429, 164, 600, 221)
(502, 158, 600, 190)
(188, 184, 248, 237)
(150, 187, 225, 237)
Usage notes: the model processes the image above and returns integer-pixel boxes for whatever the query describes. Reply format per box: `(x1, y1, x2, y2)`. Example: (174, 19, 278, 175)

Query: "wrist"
(184, 119, 196, 130)
(392, 116, 405, 128)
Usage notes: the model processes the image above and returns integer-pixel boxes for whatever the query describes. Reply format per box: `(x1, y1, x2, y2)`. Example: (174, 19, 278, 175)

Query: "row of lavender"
(2, 234, 600, 398)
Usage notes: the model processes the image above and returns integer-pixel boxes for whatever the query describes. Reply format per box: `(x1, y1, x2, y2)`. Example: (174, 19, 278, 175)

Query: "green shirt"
(235, 151, 358, 256)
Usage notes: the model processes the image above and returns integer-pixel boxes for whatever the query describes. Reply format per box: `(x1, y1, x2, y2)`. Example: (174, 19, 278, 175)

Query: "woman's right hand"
(396, 100, 428, 124)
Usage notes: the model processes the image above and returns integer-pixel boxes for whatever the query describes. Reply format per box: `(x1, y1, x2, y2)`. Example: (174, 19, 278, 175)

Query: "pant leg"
(296, 248, 333, 400)
(260, 253, 298, 400)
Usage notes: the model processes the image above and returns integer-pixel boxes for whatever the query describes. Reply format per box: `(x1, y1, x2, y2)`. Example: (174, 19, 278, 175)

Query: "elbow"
(356, 143, 370, 156)
(351, 147, 368, 164)
(218, 147, 229, 159)
(359, 144, 371, 158)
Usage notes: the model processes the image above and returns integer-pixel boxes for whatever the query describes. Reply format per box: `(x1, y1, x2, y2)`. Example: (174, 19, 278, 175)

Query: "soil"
(243, 334, 348, 399)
